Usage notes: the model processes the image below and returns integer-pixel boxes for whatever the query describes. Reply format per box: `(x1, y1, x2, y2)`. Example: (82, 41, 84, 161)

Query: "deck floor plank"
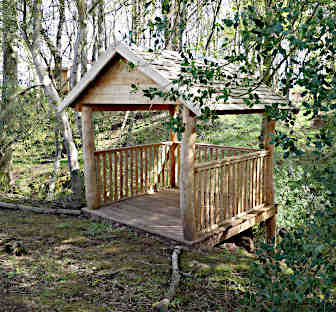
(82, 190, 276, 245)
(86, 190, 184, 242)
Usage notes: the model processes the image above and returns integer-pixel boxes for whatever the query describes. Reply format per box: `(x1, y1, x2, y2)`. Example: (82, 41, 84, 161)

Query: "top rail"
(94, 143, 162, 155)
(161, 141, 261, 153)
(194, 150, 269, 171)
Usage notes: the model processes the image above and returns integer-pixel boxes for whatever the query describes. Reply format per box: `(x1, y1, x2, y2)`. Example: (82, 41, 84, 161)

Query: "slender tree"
(0, 0, 18, 189)
(19, 0, 82, 198)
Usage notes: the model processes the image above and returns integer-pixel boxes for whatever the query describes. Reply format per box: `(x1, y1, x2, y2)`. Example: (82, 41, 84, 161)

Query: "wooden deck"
(82, 190, 185, 242)
(82, 189, 277, 246)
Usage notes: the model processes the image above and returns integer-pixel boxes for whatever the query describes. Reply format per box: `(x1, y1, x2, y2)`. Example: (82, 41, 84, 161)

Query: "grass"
(0, 209, 254, 311)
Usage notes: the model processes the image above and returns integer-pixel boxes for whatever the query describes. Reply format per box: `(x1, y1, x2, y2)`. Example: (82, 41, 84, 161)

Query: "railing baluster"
(119, 151, 123, 199)
(140, 147, 144, 193)
(130, 149, 134, 197)
(194, 169, 199, 232)
(108, 152, 112, 201)
(96, 153, 101, 204)
(125, 150, 128, 198)
(135, 148, 139, 194)
(102, 152, 107, 203)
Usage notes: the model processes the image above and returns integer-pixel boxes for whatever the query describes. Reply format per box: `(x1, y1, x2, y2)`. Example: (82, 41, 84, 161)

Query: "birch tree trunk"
(21, 0, 82, 199)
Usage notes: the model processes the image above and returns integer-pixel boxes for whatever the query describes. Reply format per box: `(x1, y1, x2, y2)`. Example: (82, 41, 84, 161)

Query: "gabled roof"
(59, 41, 293, 115)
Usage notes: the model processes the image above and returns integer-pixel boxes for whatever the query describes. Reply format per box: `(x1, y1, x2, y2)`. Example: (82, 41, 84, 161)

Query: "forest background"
(0, 0, 335, 310)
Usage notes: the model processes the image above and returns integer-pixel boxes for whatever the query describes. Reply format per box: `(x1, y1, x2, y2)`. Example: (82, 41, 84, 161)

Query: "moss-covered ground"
(0, 209, 256, 312)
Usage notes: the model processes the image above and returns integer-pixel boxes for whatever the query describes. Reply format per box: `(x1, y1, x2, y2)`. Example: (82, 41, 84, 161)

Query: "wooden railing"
(195, 143, 259, 163)
(94, 141, 271, 236)
(94, 142, 180, 205)
(193, 150, 271, 233)
(160, 142, 258, 163)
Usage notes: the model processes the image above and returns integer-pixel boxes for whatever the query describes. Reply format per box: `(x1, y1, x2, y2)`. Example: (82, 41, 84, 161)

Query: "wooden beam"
(181, 107, 197, 241)
(82, 105, 100, 209)
(75, 104, 177, 112)
(169, 105, 178, 187)
(263, 115, 276, 242)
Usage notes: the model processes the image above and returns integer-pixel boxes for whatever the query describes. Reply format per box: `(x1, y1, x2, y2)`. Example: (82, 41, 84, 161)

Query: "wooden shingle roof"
(59, 41, 294, 115)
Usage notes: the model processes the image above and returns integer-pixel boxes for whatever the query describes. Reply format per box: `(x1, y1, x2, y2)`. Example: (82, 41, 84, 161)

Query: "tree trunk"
(21, 0, 82, 199)
(1, 0, 18, 189)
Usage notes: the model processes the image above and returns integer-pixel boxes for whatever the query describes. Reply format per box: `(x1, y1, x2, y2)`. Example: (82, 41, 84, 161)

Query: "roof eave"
(58, 42, 201, 116)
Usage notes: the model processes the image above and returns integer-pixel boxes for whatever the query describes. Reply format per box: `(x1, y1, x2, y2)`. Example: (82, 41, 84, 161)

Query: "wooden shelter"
(59, 42, 295, 245)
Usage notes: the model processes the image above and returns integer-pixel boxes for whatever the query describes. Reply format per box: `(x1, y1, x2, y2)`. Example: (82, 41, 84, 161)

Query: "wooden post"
(263, 115, 276, 242)
(180, 107, 197, 241)
(169, 105, 178, 188)
(82, 105, 99, 209)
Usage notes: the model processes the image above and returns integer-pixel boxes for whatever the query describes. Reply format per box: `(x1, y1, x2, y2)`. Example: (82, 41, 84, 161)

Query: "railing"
(193, 150, 270, 233)
(94, 142, 180, 205)
(195, 143, 260, 163)
(94, 141, 271, 237)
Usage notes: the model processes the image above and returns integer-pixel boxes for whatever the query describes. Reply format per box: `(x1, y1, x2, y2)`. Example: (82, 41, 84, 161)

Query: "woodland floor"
(0, 208, 255, 312)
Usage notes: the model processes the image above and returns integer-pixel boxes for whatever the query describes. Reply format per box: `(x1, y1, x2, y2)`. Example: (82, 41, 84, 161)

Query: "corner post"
(169, 105, 178, 188)
(181, 107, 197, 241)
(81, 105, 99, 209)
(263, 115, 276, 242)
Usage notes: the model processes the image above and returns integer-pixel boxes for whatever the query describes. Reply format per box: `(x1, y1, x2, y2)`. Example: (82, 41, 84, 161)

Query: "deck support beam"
(169, 105, 178, 188)
(181, 107, 197, 241)
(264, 115, 276, 242)
(82, 105, 99, 209)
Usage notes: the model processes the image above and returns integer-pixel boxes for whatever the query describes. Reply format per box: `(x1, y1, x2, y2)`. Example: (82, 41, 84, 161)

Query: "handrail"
(94, 143, 162, 155)
(161, 141, 261, 152)
(194, 150, 269, 171)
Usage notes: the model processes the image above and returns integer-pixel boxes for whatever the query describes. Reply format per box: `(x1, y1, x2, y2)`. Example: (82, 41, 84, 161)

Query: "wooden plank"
(181, 107, 197, 241)
(157, 145, 161, 188)
(135, 149, 139, 194)
(140, 147, 144, 193)
(264, 116, 276, 241)
(170, 143, 176, 188)
(219, 165, 224, 222)
(177, 144, 181, 185)
(204, 169, 209, 230)
(227, 164, 231, 219)
(209, 168, 214, 228)
(80, 90, 173, 105)
(212, 205, 276, 241)
(239, 160, 243, 214)
(195, 143, 260, 152)
(200, 170, 206, 231)
(103, 152, 107, 203)
(114, 152, 118, 200)
(244, 160, 249, 212)
(194, 151, 269, 170)
(169, 104, 178, 187)
(119, 151, 123, 199)
(161, 145, 166, 187)
(232, 162, 237, 217)
(125, 149, 129, 198)
(194, 170, 200, 232)
(96, 154, 102, 204)
(94, 143, 161, 155)
(149, 145, 153, 188)
(130, 149, 134, 197)
(215, 167, 220, 225)
(81, 106, 99, 209)
(78, 104, 175, 112)
(109, 152, 113, 201)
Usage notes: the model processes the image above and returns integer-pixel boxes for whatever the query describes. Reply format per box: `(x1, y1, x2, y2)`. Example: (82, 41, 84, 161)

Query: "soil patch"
(0, 209, 253, 311)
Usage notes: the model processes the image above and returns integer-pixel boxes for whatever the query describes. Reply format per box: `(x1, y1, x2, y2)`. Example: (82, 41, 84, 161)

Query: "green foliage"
(0, 86, 46, 190)
(275, 163, 317, 229)
(245, 163, 336, 311)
